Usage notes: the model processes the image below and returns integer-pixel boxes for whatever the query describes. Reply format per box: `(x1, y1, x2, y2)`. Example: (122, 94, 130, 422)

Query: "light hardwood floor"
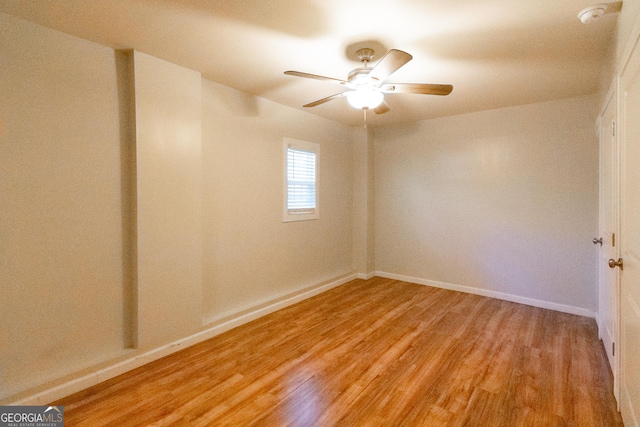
(55, 278, 623, 426)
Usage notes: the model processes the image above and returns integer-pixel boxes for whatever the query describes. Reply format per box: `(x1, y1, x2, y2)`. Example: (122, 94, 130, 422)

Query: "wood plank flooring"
(55, 278, 623, 426)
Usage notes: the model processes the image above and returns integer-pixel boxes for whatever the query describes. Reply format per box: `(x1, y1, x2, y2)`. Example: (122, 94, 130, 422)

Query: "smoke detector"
(578, 3, 609, 24)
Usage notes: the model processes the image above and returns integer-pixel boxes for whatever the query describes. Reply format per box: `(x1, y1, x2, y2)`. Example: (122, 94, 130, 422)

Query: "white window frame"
(283, 137, 319, 222)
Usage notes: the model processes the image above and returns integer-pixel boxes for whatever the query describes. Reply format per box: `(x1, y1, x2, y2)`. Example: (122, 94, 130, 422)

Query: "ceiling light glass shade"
(346, 88, 384, 109)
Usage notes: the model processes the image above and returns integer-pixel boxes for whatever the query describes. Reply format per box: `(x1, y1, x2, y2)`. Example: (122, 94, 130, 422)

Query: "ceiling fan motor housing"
(348, 67, 378, 85)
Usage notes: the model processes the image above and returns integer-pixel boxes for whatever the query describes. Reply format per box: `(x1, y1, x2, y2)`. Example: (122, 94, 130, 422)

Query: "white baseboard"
(356, 271, 376, 280)
(594, 312, 603, 340)
(6, 273, 358, 406)
(375, 271, 596, 318)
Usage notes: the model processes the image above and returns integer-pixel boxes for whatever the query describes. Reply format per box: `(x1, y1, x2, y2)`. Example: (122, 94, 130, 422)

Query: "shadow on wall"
(115, 50, 137, 349)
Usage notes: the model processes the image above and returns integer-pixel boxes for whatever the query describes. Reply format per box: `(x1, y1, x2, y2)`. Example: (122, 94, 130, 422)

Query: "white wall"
(0, 13, 359, 403)
(201, 79, 356, 322)
(374, 96, 600, 313)
(0, 14, 128, 398)
(617, 0, 640, 63)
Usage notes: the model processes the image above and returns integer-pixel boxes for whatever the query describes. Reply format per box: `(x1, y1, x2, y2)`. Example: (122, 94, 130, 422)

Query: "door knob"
(608, 258, 623, 270)
(593, 237, 603, 245)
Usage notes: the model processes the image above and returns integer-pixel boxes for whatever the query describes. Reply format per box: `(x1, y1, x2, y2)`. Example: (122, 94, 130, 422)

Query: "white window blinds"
(287, 147, 316, 213)
(283, 138, 319, 222)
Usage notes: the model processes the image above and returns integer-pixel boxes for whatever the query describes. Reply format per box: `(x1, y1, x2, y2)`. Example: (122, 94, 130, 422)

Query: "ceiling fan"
(284, 48, 453, 114)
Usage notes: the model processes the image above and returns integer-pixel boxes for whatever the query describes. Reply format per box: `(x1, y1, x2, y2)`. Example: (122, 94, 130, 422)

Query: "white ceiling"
(0, 0, 619, 127)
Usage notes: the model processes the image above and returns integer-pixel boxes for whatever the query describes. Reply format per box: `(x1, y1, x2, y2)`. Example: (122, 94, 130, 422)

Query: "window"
(283, 138, 319, 222)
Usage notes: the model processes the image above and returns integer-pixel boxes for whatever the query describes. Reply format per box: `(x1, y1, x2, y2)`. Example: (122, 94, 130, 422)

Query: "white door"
(598, 90, 619, 401)
(619, 34, 640, 426)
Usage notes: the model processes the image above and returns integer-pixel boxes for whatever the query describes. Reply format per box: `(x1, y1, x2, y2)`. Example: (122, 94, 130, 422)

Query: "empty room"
(2, 0, 640, 425)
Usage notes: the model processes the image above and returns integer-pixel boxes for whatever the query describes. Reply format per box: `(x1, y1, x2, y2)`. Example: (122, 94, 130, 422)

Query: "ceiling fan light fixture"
(285, 48, 453, 114)
(346, 88, 384, 109)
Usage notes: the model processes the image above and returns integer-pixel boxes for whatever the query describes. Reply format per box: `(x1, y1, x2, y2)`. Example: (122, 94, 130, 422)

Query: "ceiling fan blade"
(284, 71, 347, 85)
(380, 83, 453, 96)
(368, 49, 413, 83)
(373, 100, 390, 114)
(303, 92, 346, 108)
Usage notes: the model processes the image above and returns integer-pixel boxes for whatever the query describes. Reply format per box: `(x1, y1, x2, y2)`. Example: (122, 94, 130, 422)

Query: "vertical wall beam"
(132, 51, 203, 348)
